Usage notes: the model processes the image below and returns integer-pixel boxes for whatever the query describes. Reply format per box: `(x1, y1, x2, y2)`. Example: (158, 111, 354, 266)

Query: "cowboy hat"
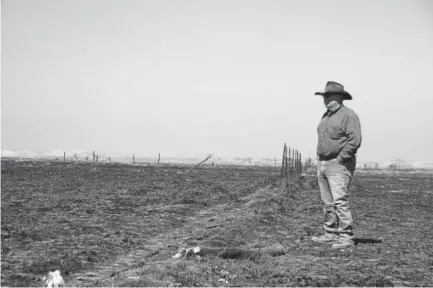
(314, 81, 352, 100)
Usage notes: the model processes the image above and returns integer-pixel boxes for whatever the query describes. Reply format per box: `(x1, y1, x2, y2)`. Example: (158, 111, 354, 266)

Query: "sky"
(1, 0, 433, 162)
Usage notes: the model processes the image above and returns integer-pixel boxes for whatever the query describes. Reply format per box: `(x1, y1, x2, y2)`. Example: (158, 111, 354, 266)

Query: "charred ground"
(1, 161, 432, 287)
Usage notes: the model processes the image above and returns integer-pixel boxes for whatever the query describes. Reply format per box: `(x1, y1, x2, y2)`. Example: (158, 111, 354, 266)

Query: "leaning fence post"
(184, 154, 213, 175)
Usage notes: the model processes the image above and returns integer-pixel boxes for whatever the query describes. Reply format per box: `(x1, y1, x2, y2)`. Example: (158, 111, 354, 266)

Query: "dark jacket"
(316, 104, 362, 161)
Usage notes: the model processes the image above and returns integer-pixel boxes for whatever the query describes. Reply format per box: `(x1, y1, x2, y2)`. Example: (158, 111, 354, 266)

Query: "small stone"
(219, 269, 229, 276)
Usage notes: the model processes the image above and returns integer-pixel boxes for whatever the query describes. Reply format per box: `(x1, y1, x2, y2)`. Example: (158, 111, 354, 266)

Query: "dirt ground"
(1, 160, 432, 287)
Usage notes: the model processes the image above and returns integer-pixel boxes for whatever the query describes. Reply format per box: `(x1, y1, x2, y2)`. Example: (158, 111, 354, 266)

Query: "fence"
(280, 143, 303, 185)
(2, 145, 306, 184)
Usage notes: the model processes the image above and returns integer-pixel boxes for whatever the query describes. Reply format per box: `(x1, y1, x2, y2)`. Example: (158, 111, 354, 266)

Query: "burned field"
(1, 161, 432, 287)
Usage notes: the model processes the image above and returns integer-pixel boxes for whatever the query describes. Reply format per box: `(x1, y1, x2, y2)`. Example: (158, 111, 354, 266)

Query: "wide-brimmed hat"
(314, 81, 352, 100)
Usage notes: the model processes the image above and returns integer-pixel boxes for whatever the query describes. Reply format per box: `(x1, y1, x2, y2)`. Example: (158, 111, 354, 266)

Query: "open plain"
(1, 160, 432, 287)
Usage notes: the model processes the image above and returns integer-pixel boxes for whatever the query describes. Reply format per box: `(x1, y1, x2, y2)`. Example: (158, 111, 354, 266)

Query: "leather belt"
(318, 155, 337, 161)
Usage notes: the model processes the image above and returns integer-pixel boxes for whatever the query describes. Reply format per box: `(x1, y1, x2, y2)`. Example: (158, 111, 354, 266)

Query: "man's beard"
(326, 101, 341, 112)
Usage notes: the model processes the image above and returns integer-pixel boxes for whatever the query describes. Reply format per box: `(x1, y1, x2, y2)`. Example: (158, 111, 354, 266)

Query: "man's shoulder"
(340, 105, 360, 119)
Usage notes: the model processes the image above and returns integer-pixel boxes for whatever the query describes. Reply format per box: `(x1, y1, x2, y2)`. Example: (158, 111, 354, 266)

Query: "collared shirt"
(326, 102, 342, 114)
(317, 104, 362, 160)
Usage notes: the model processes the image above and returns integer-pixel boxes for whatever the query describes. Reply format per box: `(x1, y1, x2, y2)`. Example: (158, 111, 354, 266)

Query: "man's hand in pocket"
(336, 155, 345, 165)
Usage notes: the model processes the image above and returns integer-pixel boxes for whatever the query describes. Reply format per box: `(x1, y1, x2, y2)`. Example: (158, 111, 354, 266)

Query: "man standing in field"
(312, 81, 362, 249)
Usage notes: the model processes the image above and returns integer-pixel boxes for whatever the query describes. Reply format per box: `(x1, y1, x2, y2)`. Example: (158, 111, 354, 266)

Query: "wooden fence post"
(64, 152, 66, 162)
(92, 151, 95, 168)
(287, 147, 291, 180)
(280, 144, 287, 178)
(294, 150, 296, 180)
(158, 153, 160, 166)
(293, 150, 295, 179)
(133, 154, 135, 164)
(184, 154, 213, 175)
(299, 153, 302, 174)
(298, 152, 302, 188)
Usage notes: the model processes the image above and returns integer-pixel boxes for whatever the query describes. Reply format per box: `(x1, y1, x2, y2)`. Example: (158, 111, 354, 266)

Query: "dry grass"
(1, 160, 432, 287)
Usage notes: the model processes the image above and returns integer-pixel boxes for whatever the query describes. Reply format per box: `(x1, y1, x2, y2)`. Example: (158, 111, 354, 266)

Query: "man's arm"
(336, 113, 362, 163)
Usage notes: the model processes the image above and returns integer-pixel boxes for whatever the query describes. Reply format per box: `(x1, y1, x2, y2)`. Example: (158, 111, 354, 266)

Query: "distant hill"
(355, 157, 433, 171)
(412, 161, 433, 170)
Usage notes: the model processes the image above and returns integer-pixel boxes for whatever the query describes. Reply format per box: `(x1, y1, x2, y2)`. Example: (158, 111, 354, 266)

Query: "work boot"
(331, 239, 355, 249)
(311, 233, 338, 243)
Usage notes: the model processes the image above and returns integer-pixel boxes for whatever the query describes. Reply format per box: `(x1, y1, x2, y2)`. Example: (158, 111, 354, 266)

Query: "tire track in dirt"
(2, 161, 282, 287)
(64, 186, 274, 287)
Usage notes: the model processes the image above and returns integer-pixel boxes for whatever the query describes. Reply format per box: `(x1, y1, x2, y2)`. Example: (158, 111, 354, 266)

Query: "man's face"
(323, 94, 343, 108)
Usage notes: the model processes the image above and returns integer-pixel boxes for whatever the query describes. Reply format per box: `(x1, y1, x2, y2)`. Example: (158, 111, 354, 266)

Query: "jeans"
(317, 157, 355, 240)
